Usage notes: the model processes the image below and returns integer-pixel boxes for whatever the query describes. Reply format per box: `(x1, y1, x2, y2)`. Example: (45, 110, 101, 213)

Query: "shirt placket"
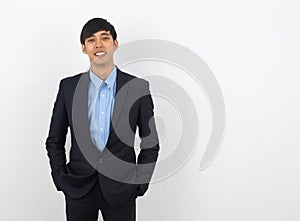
(98, 83, 107, 150)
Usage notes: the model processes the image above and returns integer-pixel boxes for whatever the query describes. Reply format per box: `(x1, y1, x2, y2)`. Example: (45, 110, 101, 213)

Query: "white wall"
(0, 0, 299, 220)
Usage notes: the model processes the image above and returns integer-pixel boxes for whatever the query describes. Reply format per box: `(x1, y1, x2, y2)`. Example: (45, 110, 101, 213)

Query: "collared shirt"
(88, 66, 117, 152)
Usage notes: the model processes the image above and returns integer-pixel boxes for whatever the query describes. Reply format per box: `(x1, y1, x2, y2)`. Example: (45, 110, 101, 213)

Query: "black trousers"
(64, 179, 136, 221)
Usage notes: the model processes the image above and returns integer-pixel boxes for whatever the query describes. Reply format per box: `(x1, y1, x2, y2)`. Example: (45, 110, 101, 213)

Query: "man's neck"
(90, 63, 115, 80)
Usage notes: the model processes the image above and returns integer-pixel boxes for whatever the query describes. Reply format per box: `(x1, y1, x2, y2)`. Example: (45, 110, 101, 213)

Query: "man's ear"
(113, 40, 119, 51)
(82, 44, 87, 54)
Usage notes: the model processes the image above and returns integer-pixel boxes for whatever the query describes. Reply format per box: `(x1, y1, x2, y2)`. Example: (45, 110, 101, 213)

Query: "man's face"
(82, 30, 118, 68)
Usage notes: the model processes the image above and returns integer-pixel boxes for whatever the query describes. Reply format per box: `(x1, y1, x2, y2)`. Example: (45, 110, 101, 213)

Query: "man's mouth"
(94, 51, 106, 57)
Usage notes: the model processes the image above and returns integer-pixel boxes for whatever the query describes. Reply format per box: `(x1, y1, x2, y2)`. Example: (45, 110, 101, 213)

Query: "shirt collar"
(89, 66, 117, 90)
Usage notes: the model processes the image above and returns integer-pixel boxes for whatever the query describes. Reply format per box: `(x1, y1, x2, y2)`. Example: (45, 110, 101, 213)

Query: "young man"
(45, 18, 160, 221)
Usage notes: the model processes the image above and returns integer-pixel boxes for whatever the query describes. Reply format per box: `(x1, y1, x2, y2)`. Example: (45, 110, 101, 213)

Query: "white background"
(0, 0, 299, 220)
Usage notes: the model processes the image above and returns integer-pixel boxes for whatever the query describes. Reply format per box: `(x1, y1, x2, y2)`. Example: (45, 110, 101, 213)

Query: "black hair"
(80, 18, 117, 45)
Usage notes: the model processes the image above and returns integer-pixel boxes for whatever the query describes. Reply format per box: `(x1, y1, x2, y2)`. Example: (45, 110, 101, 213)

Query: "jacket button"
(99, 158, 103, 163)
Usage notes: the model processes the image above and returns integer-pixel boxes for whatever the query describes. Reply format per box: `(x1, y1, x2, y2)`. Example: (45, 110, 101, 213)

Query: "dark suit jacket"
(45, 68, 159, 206)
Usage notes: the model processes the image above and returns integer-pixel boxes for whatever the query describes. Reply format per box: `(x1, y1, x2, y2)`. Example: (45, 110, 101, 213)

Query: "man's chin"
(91, 61, 106, 68)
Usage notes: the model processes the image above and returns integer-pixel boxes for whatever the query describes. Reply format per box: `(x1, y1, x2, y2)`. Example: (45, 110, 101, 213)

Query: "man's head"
(80, 18, 118, 70)
(80, 18, 117, 44)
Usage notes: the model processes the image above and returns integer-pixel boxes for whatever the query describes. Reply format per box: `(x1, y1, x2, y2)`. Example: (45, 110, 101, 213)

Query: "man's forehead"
(90, 30, 112, 37)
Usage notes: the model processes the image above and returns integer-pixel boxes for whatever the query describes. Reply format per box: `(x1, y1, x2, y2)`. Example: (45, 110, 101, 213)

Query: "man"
(45, 18, 160, 221)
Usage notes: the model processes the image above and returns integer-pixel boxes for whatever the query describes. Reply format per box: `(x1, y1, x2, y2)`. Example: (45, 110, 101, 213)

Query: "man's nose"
(95, 39, 103, 48)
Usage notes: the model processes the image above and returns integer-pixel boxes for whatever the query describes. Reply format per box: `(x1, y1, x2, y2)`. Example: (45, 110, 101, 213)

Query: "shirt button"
(101, 111, 104, 114)
(101, 93, 105, 97)
(100, 128, 104, 131)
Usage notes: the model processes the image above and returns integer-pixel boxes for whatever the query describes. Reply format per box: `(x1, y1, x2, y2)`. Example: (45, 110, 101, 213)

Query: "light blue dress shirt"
(88, 66, 117, 152)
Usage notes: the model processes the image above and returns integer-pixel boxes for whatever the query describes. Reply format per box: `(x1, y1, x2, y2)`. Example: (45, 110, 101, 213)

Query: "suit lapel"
(110, 68, 129, 126)
(72, 71, 102, 162)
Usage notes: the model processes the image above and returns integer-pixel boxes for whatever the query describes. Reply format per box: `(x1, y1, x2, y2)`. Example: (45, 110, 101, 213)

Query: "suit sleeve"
(136, 81, 160, 196)
(45, 80, 68, 191)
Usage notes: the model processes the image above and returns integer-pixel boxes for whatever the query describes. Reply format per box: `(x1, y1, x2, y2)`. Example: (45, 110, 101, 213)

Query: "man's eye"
(103, 37, 110, 40)
(87, 39, 94, 42)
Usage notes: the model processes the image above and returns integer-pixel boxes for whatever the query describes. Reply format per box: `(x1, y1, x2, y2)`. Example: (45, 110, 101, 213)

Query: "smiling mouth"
(94, 52, 106, 57)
